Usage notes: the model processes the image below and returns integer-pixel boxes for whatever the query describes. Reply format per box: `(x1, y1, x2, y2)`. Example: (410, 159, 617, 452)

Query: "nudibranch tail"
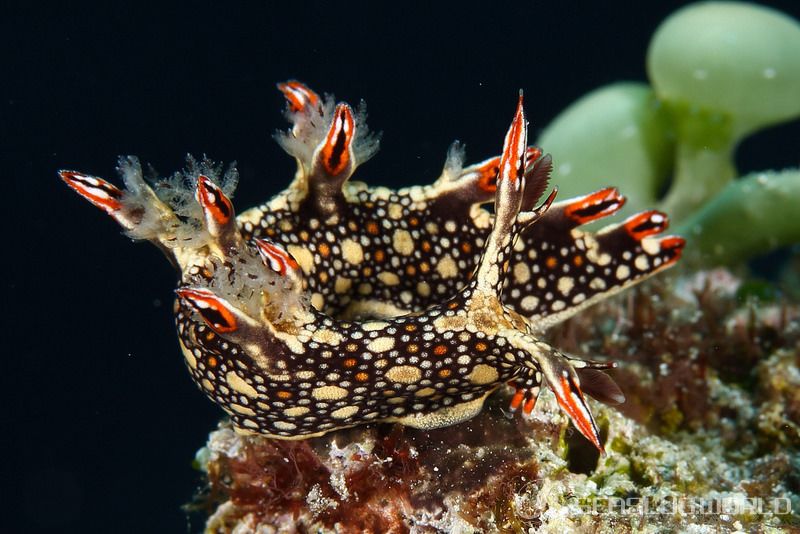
(505, 332, 610, 452)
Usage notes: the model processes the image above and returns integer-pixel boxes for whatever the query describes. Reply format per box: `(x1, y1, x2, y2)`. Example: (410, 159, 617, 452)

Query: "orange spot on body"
(366, 221, 379, 235)
(374, 250, 385, 262)
(277, 391, 292, 399)
(438, 369, 452, 378)
(460, 242, 472, 254)
(546, 256, 558, 269)
(475, 342, 487, 352)
(318, 243, 330, 257)
(406, 265, 417, 276)
(208, 356, 218, 368)
(573, 255, 584, 267)
(419, 262, 430, 273)
(355, 372, 369, 382)
(344, 358, 358, 368)
(433, 345, 448, 356)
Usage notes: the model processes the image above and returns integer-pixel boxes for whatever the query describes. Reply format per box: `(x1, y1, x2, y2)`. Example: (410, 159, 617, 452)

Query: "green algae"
(537, 2, 800, 266)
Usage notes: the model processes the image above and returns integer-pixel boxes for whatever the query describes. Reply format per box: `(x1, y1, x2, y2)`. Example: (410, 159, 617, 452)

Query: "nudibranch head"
(61, 81, 684, 451)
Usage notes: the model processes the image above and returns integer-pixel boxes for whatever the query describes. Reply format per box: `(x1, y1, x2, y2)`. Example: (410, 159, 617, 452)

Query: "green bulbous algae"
(536, 83, 675, 217)
(648, 1, 800, 139)
(678, 169, 800, 265)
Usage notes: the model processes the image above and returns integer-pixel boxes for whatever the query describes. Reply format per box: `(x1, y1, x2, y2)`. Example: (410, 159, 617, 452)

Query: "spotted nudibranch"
(60, 81, 684, 451)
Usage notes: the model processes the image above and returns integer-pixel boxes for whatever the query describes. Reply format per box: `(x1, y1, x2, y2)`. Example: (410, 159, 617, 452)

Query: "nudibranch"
(60, 81, 684, 451)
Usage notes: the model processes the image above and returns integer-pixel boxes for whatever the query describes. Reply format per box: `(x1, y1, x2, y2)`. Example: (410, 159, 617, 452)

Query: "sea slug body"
(60, 81, 684, 451)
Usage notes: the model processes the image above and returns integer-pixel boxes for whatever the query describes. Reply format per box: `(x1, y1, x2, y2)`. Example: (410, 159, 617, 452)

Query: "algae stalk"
(659, 115, 736, 223)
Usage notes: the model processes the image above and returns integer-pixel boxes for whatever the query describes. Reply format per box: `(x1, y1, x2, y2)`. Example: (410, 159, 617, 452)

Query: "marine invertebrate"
(538, 1, 800, 265)
(60, 81, 683, 451)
